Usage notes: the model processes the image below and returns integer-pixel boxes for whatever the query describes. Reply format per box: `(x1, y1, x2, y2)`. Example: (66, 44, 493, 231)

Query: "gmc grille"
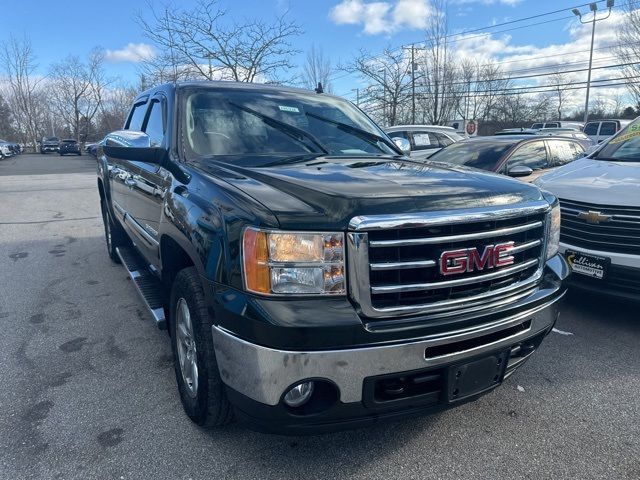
(348, 202, 550, 319)
(559, 198, 640, 255)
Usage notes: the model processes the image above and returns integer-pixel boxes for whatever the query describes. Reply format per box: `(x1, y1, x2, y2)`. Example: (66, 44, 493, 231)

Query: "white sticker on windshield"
(413, 133, 431, 146)
(278, 105, 300, 113)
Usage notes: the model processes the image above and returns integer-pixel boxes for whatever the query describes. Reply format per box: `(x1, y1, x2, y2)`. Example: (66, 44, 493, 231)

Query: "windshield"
(45, 137, 59, 142)
(428, 140, 514, 170)
(181, 88, 397, 164)
(594, 119, 640, 162)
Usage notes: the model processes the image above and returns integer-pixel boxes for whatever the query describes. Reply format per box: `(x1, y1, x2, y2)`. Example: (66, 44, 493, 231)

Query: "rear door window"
(547, 140, 584, 166)
(584, 122, 599, 135)
(411, 131, 438, 150)
(507, 141, 549, 170)
(599, 122, 617, 136)
(432, 132, 454, 147)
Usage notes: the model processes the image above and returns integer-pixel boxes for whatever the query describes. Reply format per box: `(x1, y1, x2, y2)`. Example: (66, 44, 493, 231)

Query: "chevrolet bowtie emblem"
(577, 210, 612, 224)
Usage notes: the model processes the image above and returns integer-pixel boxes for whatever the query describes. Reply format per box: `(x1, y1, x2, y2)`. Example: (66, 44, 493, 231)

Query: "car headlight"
(242, 227, 345, 295)
(546, 203, 561, 259)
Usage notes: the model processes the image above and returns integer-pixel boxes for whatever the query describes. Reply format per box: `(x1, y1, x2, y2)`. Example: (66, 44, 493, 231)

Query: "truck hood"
(536, 157, 640, 207)
(197, 156, 546, 230)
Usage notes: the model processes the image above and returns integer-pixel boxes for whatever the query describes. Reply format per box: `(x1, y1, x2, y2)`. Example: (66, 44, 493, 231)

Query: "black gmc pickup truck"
(96, 81, 569, 434)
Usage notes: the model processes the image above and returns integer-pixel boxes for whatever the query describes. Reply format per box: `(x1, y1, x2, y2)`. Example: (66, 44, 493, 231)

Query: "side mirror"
(103, 130, 165, 164)
(508, 165, 534, 177)
(391, 137, 411, 155)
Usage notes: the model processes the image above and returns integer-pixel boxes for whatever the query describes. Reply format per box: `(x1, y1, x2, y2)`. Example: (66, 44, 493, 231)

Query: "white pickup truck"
(536, 119, 640, 301)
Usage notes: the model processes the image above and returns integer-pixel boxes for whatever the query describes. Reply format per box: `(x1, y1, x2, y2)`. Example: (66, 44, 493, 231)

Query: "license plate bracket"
(447, 351, 509, 403)
(565, 250, 610, 280)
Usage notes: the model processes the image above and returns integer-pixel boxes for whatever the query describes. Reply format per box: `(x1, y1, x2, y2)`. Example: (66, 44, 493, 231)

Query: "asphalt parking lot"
(0, 153, 638, 479)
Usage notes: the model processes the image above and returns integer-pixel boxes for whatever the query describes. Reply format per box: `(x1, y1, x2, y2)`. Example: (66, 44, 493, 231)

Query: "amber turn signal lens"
(243, 228, 270, 293)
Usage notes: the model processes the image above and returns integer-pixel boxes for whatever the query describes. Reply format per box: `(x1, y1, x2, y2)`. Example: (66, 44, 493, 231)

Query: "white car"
(385, 125, 464, 159)
(535, 119, 640, 301)
(583, 119, 631, 144)
(0, 143, 11, 159)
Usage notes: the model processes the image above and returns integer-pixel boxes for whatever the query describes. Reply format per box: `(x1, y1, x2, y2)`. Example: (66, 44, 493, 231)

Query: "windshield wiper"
(305, 111, 401, 154)
(228, 102, 329, 155)
(594, 156, 640, 162)
(261, 153, 326, 167)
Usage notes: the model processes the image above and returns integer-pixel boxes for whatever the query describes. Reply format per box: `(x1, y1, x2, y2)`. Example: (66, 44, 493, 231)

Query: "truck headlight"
(242, 227, 345, 295)
(546, 203, 561, 259)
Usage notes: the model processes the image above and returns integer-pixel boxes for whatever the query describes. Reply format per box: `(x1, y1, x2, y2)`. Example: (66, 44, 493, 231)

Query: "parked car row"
(0, 139, 22, 158)
(402, 119, 639, 303)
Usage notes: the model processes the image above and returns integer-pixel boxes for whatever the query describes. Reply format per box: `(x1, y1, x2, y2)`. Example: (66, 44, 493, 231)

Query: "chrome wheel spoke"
(176, 297, 198, 398)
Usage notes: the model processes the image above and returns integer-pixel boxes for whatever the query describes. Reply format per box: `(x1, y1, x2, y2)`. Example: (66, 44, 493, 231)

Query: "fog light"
(283, 381, 315, 407)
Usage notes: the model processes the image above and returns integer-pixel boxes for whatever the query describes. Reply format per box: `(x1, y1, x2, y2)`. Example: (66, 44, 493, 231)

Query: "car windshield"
(46, 137, 59, 142)
(428, 140, 514, 170)
(594, 119, 640, 162)
(181, 88, 397, 164)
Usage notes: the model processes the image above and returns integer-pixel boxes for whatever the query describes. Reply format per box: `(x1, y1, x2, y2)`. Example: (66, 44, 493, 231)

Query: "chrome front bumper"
(212, 297, 561, 406)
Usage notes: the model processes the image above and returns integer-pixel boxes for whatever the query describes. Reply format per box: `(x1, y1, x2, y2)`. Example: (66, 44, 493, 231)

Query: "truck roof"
(137, 81, 342, 101)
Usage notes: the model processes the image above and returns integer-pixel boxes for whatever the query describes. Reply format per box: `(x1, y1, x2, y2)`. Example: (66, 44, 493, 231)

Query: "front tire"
(170, 267, 233, 427)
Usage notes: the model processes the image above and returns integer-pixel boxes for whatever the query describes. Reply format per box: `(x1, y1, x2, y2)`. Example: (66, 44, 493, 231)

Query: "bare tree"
(137, 0, 302, 84)
(343, 47, 412, 126)
(416, 0, 459, 125)
(0, 35, 45, 150)
(303, 45, 333, 92)
(96, 83, 138, 137)
(455, 59, 510, 122)
(545, 69, 572, 120)
(49, 48, 110, 142)
(617, 0, 640, 105)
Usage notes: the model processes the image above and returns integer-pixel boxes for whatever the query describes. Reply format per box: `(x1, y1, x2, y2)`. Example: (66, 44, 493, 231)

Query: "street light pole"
(573, 1, 614, 125)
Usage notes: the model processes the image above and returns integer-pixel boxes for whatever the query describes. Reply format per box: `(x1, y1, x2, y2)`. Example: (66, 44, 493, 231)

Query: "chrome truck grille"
(559, 198, 640, 255)
(347, 201, 551, 319)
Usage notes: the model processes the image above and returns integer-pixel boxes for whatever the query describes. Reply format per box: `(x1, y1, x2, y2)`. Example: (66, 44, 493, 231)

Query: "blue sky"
(2, 0, 627, 106)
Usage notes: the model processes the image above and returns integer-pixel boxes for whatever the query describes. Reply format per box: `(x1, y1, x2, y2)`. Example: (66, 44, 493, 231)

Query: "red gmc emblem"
(440, 242, 515, 276)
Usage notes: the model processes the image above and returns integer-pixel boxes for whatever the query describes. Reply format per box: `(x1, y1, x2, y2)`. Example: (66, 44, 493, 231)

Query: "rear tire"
(100, 200, 127, 263)
(170, 267, 233, 427)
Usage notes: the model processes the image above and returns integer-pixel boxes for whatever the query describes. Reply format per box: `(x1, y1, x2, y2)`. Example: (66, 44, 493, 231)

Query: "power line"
(415, 60, 640, 87)
(412, 79, 634, 99)
(404, 0, 615, 46)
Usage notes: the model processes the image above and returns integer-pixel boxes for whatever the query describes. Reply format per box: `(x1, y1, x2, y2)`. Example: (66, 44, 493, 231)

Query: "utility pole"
(572, 1, 614, 124)
(378, 68, 387, 126)
(351, 88, 360, 107)
(411, 45, 416, 124)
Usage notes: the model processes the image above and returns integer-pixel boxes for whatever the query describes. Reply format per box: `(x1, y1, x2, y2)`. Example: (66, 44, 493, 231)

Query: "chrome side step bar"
(116, 247, 167, 330)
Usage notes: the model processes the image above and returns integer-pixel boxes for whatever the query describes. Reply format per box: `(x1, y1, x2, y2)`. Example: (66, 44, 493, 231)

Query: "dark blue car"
(59, 139, 81, 156)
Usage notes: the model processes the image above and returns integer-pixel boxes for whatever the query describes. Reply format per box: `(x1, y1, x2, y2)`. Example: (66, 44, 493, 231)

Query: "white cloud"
(329, 0, 434, 35)
(446, 11, 632, 111)
(452, 0, 522, 5)
(105, 43, 155, 63)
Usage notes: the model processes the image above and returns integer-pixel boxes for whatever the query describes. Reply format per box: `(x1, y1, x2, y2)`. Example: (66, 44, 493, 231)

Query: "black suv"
(59, 139, 81, 156)
(97, 82, 569, 434)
